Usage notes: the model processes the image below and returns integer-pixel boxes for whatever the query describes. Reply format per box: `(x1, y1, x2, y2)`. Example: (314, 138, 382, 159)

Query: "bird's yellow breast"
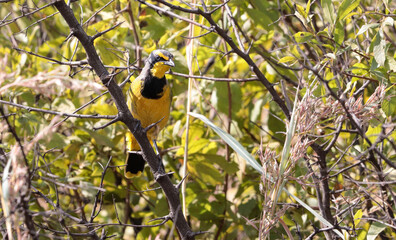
(128, 77, 171, 139)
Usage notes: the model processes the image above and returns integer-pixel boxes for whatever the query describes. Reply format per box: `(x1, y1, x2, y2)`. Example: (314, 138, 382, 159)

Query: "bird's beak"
(163, 59, 175, 67)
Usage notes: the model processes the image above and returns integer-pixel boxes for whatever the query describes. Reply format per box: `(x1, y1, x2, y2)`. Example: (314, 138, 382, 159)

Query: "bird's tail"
(125, 152, 145, 178)
(125, 132, 146, 178)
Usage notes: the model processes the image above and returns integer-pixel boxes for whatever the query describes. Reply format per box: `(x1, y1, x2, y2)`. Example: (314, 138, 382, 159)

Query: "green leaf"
(372, 30, 387, 67)
(357, 223, 370, 240)
(283, 188, 345, 239)
(382, 17, 394, 27)
(370, 57, 379, 72)
(278, 56, 297, 64)
(334, 20, 345, 46)
(356, 23, 379, 36)
(381, 95, 396, 117)
(321, 0, 336, 25)
(188, 112, 263, 174)
(337, 0, 361, 20)
(367, 222, 387, 240)
(306, 0, 312, 14)
(295, 4, 309, 27)
(189, 160, 223, 185)
(88, 129, 116, 149)
(214, 82, 242, 117)
(366, 125, 382, 144)
(238, 198, 258, 218)
(245, 8, 274, 31)
(42, 132, 68, 149)
(250, 98, 265, 122)
(385, 55, 396, 72)
(203, 154, 239, 174)
(294, 32, 314, 43)
(279, 88, 300, 178)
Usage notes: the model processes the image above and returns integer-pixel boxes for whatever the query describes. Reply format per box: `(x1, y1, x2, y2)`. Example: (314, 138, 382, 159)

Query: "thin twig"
(91, 22, 124, 42)
(89, 157, 112, 223)
(83, 0, 115, 26)
(0, 100, 115, 119)
(0, 2, 56, 27)
(170, 71, 259, 82)
(18, 12, 59, 34)
(137, 0, 211, 31)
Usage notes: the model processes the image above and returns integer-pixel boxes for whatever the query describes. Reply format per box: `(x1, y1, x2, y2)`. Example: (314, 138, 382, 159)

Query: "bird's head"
(145, 49, 175, 79)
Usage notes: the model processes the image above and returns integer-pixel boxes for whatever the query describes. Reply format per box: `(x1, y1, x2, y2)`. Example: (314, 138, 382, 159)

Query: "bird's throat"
(150, 62, 171, 79)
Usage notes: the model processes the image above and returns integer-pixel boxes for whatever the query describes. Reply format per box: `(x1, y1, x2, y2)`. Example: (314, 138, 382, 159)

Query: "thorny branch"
(51, 1, 195, 239)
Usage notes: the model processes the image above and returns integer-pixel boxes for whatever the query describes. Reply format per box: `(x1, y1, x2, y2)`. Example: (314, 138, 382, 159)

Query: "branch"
(170, 71, 259, 82)
(19, 11, 59, 34)
(83, 0, 115, 26)
(136, 0, 211, 31)
(0, 1, 56, 27)
(89, 157, 112, 223)
(91, 22, 124, 42)
(13, 47, 89, 66)
(93, 116, 121, 130)
(32, 187, 84, 223)
(0, 100, 115, 119)
(52, 1, 194, 238)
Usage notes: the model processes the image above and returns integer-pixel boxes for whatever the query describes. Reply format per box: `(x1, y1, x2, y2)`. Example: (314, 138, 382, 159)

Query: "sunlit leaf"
(278, 56, 297, 64)
(354, 209, 363, 226)
(338, 0, 361, 20)
(188, 112, 263, 174)
(367, 222, 387, 240)
(381, 95, 396, 117)
(356, 23, 379, 36)
(322, 0, 336, 25)
(371, 30, 387, 67)
(294, 32, 314, 43)
(334, 20, 345, 46)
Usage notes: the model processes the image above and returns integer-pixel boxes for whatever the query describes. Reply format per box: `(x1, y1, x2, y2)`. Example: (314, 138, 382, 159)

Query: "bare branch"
(83, 0, 116, 26)
(91, 22, 124, 42)
(53, 1, 194, 238)
(170, 71, 259, 82)
(90, 157, 112, 223)
(93, 116, 122, 130)
(18, 12, 59, 34)
(0, 2, 56, 27)
(14, 47, 89, 66)
(137, 0, 211, 31)
(0, 100, 115, 119)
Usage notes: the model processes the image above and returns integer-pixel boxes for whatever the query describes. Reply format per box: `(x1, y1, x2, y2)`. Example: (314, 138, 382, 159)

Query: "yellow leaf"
(278, 56, 296, 64)
(354, 209, 363, 226)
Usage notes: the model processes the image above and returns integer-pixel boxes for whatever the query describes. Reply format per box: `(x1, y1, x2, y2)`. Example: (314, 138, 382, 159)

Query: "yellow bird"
(125, 49, 175, 178)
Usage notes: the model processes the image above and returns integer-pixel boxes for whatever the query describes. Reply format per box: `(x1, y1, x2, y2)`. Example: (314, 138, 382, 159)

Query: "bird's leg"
(153, 139, 165, 172)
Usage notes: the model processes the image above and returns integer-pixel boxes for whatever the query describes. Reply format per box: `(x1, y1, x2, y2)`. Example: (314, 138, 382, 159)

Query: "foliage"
(0, 0, 396, 239)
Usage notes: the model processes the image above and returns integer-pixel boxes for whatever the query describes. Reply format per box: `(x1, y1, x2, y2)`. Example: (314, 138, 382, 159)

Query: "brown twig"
(170, 71, 259, 82)
(0, 1, 56, 27)
(0, 100, 116, 119)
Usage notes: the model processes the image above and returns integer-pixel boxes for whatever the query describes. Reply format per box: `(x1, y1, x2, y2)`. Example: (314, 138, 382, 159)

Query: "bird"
(125, 49, 175, 178)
